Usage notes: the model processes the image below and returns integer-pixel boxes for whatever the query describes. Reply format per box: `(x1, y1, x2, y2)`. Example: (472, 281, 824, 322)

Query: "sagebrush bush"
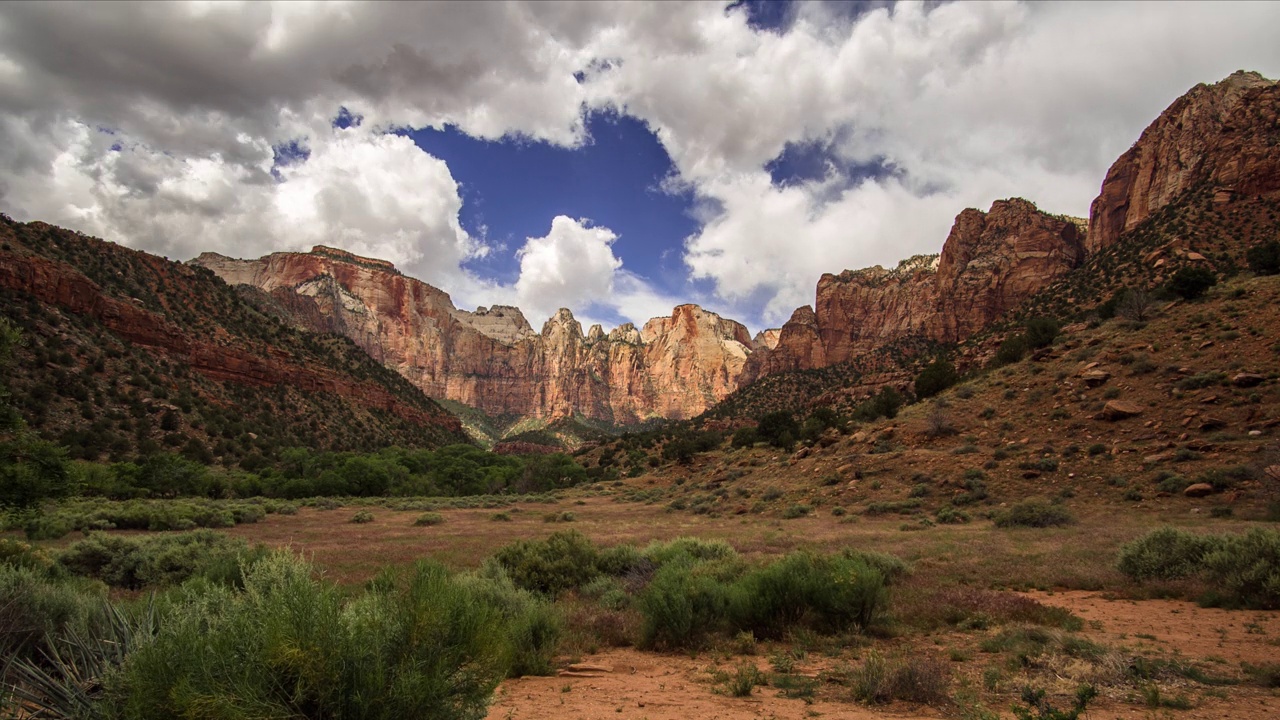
(642, 536, 738, 567)
(850, 651, 951, 704)
(414, 512, 445, 526)
(112, 554, 513, 720)
(731, 552, 886, 638)
(993, 499, 1074, 528)
(1118, 527, 1280, 609)
(492, 530, 601, 597)
(56, 530, 265, 589)
(636, 559, 734, 649)
(1118, 527, 1217, 581)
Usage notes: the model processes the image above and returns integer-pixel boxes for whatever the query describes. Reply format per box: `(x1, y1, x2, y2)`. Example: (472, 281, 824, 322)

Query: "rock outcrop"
(745, 198, 1086, 380)
(194, 249, 753, 424)
(1087, 71, 1280, 254)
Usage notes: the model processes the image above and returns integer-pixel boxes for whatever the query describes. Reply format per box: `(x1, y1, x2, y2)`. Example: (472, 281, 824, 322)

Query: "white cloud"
(513, 216, 621, 325)
(575, 0, 1280, 324)
(2, 1, 1279, 331)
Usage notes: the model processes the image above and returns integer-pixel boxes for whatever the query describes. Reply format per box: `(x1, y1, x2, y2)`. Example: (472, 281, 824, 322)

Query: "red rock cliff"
(193, 249, 753, 423)
(1087, 71, 1280, 254)
(745, 198, 1085, 380)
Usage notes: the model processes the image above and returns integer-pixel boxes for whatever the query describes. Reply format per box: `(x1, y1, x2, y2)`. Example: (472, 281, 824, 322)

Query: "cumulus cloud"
(1, 1, 1279, 331)
(513, 216, 621, 325)
(577, 0, 1280, 324)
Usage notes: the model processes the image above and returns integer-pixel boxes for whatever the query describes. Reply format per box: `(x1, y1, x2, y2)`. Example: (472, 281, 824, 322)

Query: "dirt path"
(485, 594, 1280, 720)
(483, 647, 943, 720)
(1025, 590, 1280, 666)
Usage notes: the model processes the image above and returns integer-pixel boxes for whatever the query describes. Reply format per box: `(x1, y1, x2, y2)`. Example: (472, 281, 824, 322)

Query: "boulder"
(1232, 373, 1266, 387)
(1183, 483, 1215, 498)
(1081, 370, 1111, 388)
(1096, 400, 1144, 421)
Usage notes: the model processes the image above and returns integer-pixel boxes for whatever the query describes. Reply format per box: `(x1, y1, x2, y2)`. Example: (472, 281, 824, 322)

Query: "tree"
(1023, 317, 1060, 349)
(756, 411, 800, 449)
(914, 359, 959, 399)
(1167, 266, 1217, 300)
(1246, 240, 1280, 276)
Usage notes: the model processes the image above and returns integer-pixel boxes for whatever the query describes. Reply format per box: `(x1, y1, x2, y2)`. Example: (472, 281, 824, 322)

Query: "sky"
(1, 1, 1278, 334)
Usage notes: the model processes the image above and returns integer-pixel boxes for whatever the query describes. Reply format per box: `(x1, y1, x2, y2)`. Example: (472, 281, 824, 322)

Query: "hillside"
(0, 216, 469, 466)
(694, 71, 1280, 424)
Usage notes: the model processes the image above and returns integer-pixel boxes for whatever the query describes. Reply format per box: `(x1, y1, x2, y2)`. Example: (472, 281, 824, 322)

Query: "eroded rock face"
(1087, 71, 1280, 254)
(745, 199, 1085, 379)
(194, 249, 753, 423)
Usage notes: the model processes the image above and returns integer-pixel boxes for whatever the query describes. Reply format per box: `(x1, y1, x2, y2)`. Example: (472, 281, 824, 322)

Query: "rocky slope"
(194, 250, 754, 425)
(1088, 70, 1280, 254)
(0, 217, 469, 464)
(744, 198, 1087, 382)
(741, 71, 1279, 396)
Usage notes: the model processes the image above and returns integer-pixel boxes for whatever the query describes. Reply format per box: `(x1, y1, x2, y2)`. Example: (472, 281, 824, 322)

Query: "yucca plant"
(5, 597, 155, 719)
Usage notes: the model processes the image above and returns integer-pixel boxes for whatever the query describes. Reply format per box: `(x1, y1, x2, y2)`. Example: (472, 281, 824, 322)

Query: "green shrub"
(1167, 266, 1217, 300)
(841, 549, 911, 584)
(56, 530, 265, 589)
(350, 509, 375, 524)
(414, 512, 445, 526)
(721, 661, 764, 697)
(0, 565, 105, 662)
(756, 411, 800, 449)
(782, 503, 811, 519)
(850, 651, 951, 704)
(993, 499, 1074, 528)
(1199, 529, 1280, 609)
(915, 359, 959, 399)
(731, 426, 760, 449)
(935, 506, 971, 525)
(457, 566, 563, 677)
(1119, 527, 1280, 609)
(854, 387, 904, 422)
(1118, 527, 1215, 581)
(1024, 317, 1060, 350)
(994, 335, 1029, 366)
(731, 552, 886, 638)
(492, 530, 600, 597)
(1246, 240, 1280, 276)
(112, 554, 512, 719)
(642, 537, 738, 567)
(637, 559, 733, 650)
(1012, 684, 1097, 720)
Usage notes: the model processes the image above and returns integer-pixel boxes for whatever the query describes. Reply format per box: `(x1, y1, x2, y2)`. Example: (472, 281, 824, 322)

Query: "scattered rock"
(791, 447, 810, 461)
(1198, 416, 1227, 431)
(1183, 483, 1215, 498)
(1232, 373, 1266, 387)
(1198, 340, 1215, 350)
(1081, 370, 1111, 388)
(1144, 451, 1176, 463)
(1096, 400, 1144, 421)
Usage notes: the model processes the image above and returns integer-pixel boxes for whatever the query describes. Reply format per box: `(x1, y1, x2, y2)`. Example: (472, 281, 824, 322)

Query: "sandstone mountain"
(743, 198, 1087, 382)
(0, 217, 469, 464)
(1088, 70, 1280, 254)
(196, 71, 1278, 430)
(739, 71, 1278, 394)
(193, 249, 754, 425)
